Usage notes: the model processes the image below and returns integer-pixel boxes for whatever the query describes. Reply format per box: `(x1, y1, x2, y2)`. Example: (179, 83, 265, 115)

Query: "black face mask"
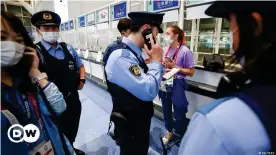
(142, 28, 156, 50)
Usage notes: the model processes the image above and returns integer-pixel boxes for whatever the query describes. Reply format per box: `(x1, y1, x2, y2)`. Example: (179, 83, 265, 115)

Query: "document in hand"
(162, 68, 180, 80)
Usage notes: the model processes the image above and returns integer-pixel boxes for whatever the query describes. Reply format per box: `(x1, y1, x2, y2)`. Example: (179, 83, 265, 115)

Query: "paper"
(162, 67, 180, 80)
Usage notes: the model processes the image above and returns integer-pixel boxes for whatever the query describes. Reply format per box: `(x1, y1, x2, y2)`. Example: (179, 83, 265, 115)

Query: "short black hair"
(130, 24, 143, 33)
(117, 18, 131, 33)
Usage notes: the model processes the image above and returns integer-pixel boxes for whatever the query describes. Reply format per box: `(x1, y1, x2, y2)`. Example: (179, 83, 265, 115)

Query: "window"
(197, 18, 216, 54)
(22, 7, 30, 17)
(6, 5, 22, 17)
(184, 20, 192, 48)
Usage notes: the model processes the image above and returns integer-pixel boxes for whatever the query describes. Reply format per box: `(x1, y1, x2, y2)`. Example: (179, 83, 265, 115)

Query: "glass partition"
(184, 19, 192, 49)
(219, 18, 231, 57)
(194, 18, 216, 65)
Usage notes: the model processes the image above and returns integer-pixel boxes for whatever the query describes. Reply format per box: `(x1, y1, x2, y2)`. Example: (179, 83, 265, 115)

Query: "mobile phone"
(142, 28, 156, 50)
(164, 57, 173, 62)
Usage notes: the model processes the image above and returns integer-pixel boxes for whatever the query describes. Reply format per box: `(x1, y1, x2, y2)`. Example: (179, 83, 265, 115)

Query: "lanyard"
(26, 92, 45, 132)
(165, 44, 182, 63)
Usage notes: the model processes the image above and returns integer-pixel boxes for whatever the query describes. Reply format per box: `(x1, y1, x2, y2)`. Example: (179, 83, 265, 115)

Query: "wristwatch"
(31, 72, 48, 84)
(80, 79, 86, 84)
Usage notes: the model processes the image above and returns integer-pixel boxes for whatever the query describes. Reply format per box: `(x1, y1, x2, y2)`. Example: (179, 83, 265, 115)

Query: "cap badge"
(43, 13, 52, 20)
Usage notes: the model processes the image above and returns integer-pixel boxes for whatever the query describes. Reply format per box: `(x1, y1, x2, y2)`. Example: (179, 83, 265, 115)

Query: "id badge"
(29, 140, 54, 155)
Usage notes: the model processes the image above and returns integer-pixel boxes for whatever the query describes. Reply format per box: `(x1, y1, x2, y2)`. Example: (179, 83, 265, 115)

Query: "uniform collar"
(122, 37, 142, 58)
(41, 40, 63, 51)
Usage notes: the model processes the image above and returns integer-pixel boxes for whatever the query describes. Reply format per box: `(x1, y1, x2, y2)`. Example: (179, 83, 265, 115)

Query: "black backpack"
(203, 54, 225, 71)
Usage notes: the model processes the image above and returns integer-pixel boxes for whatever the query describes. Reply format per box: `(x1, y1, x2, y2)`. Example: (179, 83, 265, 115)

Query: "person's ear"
(140, 24, 151, 32)
(251, 12, 263, 36)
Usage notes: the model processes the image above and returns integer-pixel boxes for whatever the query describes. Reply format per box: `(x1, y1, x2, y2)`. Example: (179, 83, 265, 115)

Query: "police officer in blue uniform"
(104, 12, 164, 155)
(31, 11, 85, 155)
(179, 1, 276, 154)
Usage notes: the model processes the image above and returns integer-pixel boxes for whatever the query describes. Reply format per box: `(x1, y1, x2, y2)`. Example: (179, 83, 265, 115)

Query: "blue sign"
(69, 20, 74, 29)
(65, 22, 69, 30)
(113, 1, 126, 19)
(79, 16, 86, 27)
(153, 0, 179, 11)
(61, 23, 64, 31)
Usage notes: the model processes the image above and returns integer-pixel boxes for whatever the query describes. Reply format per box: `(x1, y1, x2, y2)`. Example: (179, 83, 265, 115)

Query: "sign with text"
(112, 1, 127, 20)
(69, 20, 74, 30)
(65, 22, 69, 30)
(148, 0, 179, 12)
(96, 8, 109, 23)
(79, 16, 86, 27)
(87, 12, 95, 26)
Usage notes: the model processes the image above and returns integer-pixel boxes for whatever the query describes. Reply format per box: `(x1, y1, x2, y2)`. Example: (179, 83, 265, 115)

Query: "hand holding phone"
(143, 32, 162, 62)
(164, 57, 173, 62)
(142, 28, 156, 50)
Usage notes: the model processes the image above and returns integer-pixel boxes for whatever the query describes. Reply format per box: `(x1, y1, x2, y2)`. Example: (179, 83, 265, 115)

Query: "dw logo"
(7, 124, 40, 143)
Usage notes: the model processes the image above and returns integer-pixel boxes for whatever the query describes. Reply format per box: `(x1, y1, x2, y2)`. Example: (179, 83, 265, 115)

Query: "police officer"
(104, 12, 164, 155)
(31, 11, 85, 155)
(179, 1, 276, 154)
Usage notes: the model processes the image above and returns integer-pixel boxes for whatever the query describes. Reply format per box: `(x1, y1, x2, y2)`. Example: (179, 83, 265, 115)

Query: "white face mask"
(40, 31, 59, 43)
(164, 35, 175, 45)
(1, 41, 25, 67)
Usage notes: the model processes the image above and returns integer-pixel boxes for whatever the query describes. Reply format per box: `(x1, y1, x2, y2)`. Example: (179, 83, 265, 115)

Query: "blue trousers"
(159, 78, 189, 136)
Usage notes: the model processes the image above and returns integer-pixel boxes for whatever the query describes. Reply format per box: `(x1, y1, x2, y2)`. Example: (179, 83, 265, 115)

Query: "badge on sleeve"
(129, 64, 141, 77)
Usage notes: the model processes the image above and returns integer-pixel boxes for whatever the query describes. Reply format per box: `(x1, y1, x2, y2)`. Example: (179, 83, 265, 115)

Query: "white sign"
(97, 8, 108, 23)
(8, 124, 40, 143)
(87, 12, 95, 25)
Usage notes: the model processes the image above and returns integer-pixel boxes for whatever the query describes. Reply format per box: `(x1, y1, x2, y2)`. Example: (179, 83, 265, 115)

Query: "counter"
(81, 53, 227, 119)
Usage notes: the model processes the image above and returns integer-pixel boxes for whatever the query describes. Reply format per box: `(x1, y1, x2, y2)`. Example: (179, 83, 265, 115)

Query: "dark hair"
(117, 18, 131, 33)
(130, 24, 143, 33)
(1, 11, 35, 89)
(168, 25, 185, 45)
(233, 12, 276, 82)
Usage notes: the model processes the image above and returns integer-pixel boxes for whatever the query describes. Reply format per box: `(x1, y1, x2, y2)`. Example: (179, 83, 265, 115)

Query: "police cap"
(31, 10, 61, 27)
(205, 1, 276, 18)
(128, 12, 164, 33)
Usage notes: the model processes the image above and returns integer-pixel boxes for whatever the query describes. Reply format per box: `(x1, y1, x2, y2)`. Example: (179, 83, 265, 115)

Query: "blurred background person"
(179, 1, 276, 154)
(160, 25, 195, 145)
(103, 18, 131, 64)
(117, 18, 131, 40)
(1, 11, 75, 155)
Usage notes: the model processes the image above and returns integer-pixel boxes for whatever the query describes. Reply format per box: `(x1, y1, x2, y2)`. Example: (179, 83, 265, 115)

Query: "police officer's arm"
(105, 49, 163, 101)
(68, 45, 85, 79)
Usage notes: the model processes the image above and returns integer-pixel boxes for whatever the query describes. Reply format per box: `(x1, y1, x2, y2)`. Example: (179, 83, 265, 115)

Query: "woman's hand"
(164, 59, 176, 69)
(24, 46, 40, 70)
